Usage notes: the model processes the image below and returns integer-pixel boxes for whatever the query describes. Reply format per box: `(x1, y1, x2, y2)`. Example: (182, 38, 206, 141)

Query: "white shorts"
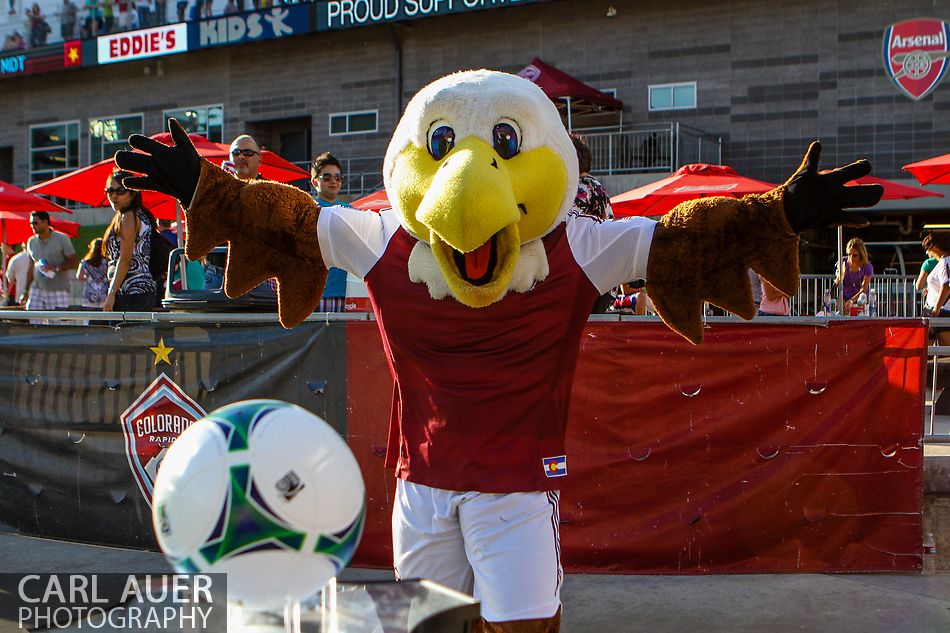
(392, 479, 562, 622)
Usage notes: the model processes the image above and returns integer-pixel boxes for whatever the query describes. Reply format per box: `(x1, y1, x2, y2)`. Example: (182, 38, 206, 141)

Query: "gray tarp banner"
(0, 320, 347, 548)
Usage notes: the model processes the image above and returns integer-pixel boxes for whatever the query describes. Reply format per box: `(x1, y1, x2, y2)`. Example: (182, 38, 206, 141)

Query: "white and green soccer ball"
(151, 400, 366, 609)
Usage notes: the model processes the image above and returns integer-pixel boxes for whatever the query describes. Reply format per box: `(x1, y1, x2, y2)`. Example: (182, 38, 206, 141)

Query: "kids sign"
(193, 5, 310, 49)
(98, 23, 188, 64)
(883, 18, 950, 101)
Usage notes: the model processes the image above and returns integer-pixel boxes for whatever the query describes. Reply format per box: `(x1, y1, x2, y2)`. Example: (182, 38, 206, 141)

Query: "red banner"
(347, 320, 926, 573)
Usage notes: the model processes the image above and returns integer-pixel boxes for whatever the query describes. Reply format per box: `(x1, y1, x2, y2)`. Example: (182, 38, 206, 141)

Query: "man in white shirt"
(3, 243, 30, 305)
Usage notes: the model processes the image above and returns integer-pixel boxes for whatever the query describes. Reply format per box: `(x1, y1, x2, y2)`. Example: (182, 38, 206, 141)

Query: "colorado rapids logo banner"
(884, 18, 950, 101)
(121, 374, 207, 506)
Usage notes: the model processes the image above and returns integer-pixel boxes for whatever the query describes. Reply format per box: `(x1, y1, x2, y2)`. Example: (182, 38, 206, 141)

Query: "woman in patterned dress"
(76, 238, 109, 309)
(101, 170, 157, 311)
(568, 133, 614, 221)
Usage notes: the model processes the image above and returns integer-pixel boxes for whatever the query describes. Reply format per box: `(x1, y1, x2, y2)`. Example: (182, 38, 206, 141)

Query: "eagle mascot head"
(383, 69, 578, 307)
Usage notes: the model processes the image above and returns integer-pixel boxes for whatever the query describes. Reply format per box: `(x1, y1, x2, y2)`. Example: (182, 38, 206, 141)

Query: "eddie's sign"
(98, 23, 188, 64)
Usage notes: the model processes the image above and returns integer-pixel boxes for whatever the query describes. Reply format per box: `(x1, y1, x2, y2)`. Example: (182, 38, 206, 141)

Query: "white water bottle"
(822, 289, 832, 314)
(923, 532, 937, 575)
(856, 291, 867, 316)
(37, 259, 56, 279)
(868, 288, 878, 317)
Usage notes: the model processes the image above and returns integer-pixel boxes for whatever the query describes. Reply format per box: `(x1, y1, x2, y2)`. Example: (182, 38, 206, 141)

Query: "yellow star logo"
(67, 47, 79, 63)
(150, 338, 174, 365)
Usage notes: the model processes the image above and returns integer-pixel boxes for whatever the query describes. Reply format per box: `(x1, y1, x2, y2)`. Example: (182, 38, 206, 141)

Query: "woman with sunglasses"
(101, 169, 157, 312)
(836, 237, 873, 314)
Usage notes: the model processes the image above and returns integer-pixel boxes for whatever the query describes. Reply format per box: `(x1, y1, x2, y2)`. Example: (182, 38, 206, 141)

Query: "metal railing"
(578, 123, 722, 176)
(792, 274, 921, 317)
(290, 123, 725, 197)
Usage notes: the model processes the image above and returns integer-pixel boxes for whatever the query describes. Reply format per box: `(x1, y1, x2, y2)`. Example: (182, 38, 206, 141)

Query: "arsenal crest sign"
(121, 374, 206, 506)
(884, 18, 950, 101)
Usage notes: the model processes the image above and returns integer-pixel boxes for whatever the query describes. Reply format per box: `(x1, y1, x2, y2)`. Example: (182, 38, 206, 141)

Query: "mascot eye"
(428, 125, 455, 160)
(492, 122, 520, 159)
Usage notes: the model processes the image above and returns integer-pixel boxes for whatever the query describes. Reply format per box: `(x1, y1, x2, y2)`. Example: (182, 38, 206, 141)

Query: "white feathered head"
(383, 69, 578, 308)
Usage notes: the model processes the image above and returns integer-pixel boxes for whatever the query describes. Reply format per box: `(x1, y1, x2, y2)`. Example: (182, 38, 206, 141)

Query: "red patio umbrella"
(27, 158, 178, 219)
(610, 164, 777, 218)
(0, 182, 74, 284)
(903, 154, 950, 186)
(840, 174, 943, 200)
(0, 210, 79, 243)
(351, 189, 390, 212)
(0, 179, 71, 214)
(27, 132, 309, 220)
(150, 133, 311, 183)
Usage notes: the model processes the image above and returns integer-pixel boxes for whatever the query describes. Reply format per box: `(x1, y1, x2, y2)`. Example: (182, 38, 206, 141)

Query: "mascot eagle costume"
(117, 70, 882, 633)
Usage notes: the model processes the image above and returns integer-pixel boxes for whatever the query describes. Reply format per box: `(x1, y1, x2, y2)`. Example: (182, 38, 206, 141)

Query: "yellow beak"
(415, 136, 522, 253)
(388, 133, 567, 308)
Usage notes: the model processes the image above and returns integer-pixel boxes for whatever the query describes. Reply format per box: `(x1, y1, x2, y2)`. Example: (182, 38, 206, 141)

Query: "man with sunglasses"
(311, 152, 349, 312)
(229, 135, 263, 181)
(21, 211, 77, 314)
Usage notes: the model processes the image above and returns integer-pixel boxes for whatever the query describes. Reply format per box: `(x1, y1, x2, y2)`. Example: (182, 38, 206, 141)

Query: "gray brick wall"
(2, 0, 948, 189)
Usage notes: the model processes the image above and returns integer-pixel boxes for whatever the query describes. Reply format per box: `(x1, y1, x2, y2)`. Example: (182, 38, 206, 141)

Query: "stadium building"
(1, 0, 948, 271)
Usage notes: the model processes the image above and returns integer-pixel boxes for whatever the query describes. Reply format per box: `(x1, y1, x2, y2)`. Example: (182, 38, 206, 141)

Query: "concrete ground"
(1, 531, 947, 633)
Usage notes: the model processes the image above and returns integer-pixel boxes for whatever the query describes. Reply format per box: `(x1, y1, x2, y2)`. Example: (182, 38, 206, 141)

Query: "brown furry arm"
(645, 187, 799, 345)
(185, 159, 327, 328)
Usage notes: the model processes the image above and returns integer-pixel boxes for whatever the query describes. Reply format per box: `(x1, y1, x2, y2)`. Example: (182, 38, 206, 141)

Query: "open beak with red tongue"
(454, 235, 497, 285)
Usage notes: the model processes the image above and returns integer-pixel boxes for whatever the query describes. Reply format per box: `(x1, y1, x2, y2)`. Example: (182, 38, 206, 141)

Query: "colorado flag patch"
(542, 455, 568, 478)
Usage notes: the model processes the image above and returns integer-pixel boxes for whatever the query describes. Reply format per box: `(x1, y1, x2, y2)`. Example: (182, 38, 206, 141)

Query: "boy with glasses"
(311, 152, 348, 312)
(21, 211, 77, 315)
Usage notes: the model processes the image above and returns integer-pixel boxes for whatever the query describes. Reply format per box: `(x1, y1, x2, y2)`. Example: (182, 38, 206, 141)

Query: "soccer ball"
(151, 399, 366, 609)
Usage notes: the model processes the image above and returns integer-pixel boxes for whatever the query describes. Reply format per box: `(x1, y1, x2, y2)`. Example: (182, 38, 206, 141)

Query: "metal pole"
(672, 123, 679, 170)
(176, 200, 187, 290)
(1, 222, 6, 299)
(931, 352, 939, 436)
(837, 226, 845, 315)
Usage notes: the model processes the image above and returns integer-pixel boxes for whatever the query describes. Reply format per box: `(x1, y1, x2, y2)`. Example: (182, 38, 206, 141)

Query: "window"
(599, 87, 618, 99)
(88, 114, 144, 164)
(329, 110, 378, 136)
(29, 121, 80, 206)
(648, 82, 696, 111)
(163, 105, 224, 142)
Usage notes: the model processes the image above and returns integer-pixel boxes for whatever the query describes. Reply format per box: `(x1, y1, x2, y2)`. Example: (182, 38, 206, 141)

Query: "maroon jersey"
(366, 224, 597, 492)
(318, 206, 655, 493)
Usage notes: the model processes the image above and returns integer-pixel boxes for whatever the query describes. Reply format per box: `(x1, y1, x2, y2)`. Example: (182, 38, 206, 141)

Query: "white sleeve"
(566, 215, 657, 294)
(316, 206, 401, 279)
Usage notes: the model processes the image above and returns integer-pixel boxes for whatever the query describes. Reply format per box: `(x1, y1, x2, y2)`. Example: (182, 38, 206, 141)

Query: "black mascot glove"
(113, 118, 202, 207)
(783, 141, 884, 233)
